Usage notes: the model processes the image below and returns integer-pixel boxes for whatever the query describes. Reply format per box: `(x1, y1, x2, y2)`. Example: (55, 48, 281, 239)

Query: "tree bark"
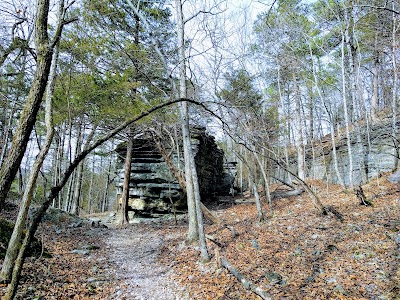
(189, 151, 210, 261)
(309, 46, 344, 186)
(341, 25, 354, 188)
(0, 0, 64, 210)
(71, 122, 84, 215)
(254, 152, 272, 211)
(175, 0, 199, 243)
(236, 150, 264, 221)
(293, 74, 305, 180)
(87, 157, 95, 214)
(277, 67, 292, 184)
(391, 2, 399, 170)
(371, 33, 380, 121)
(71, 160, 84, 215)
(0, 29, 59, 283)
(102, 154, 113, 213)
(121, 137, 133, 225)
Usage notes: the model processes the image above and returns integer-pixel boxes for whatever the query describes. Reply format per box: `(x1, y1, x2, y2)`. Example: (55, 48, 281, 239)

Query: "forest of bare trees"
(0, 0, 399, 297)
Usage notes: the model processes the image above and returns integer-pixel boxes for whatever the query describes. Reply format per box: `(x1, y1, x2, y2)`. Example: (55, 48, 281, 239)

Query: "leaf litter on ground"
(0, 174, 399, 299)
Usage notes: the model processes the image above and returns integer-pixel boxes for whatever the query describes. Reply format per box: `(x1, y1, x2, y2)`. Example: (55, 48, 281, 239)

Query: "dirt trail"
(103, 224, 189, 300)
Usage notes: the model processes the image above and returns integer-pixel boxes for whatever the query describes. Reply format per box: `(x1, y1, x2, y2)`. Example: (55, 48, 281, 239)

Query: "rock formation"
(115, 128, 235, 214)
(275, 119, 399, 185)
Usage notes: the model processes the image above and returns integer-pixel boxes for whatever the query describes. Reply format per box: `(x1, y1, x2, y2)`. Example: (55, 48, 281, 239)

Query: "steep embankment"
(164, 176, 399, 299)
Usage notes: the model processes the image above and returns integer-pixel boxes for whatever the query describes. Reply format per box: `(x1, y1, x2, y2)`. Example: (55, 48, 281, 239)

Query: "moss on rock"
(0, 218, 45, 259)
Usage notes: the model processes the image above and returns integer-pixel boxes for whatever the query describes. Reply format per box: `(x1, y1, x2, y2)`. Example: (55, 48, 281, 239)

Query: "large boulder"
(0, 218, 43, 259)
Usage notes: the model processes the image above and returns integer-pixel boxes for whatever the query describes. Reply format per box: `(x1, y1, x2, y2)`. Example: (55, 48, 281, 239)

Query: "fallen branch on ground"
(200, 202, 220, 225)
(270, 188, 305, 200)
(205, 234, 224, 248)
(220, 258, 272, 300)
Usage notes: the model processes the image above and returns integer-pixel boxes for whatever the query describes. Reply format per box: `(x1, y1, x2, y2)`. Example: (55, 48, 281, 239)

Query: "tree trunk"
(371, 33, 380, 121)
(64, 170, 75, 212)
(51, 131, 61, 207)
(71, 160, 84, 215)
(70, 122, 84, 215)
(175, 0, 198, 243)
(391, 3, 399, 170)
(102, 158, 112, 213)
(277, 67, 292, 184)
(293, 74, 305, 180)
(154, 137, 220, 225)
(0, 97, 17, 166)
(254, 152, 272, 211)
(253, 181, 264, 222)
(154, 139, 186, 190)
(236, 150, 264, 221)
(189, 151, 210, 261)
(121, 137, 133, 225)
(0, 33, 59, 283)
(1, 97, 203, 295)
(0, 0, 58, 210)
(341, 27, 354, 188)
(309, 43, 344, 186)
(87, 157, 95, 214)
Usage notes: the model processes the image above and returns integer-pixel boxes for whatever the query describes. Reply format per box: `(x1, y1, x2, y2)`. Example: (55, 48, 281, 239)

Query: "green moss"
(0, 218, 16, 259)
(0, 218, 48, 259)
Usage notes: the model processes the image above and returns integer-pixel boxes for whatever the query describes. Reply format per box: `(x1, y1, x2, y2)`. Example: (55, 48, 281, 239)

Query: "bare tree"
(0, 0, 76, 210)
(175, 0, 209, 261)
(0, 21, 61, 282)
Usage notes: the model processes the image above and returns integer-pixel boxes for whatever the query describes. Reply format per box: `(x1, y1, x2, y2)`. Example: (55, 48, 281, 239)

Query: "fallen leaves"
(0, 216, 116, 299)
(0, 175, 399, 299)
(163, 177, 400, 299)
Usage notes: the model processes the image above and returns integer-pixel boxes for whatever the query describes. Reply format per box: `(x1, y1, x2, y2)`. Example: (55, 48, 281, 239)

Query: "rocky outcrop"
(115, 128, 235, 213)
(276, 119, 399, 185)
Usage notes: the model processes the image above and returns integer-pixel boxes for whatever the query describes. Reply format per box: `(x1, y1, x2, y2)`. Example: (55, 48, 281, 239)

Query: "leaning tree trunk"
(277, 67, 292, 184)
(0, 0, 64, 210)
(0, 31, 59, 283)
(154, 137, 220, 225)
(311, 53, 345, 186)
(2, 97, 203, 297)
(236, 150, 264, 222)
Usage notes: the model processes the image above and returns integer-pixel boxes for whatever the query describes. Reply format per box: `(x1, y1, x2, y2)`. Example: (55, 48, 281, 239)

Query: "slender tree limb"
(220, 258, 272, 300)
